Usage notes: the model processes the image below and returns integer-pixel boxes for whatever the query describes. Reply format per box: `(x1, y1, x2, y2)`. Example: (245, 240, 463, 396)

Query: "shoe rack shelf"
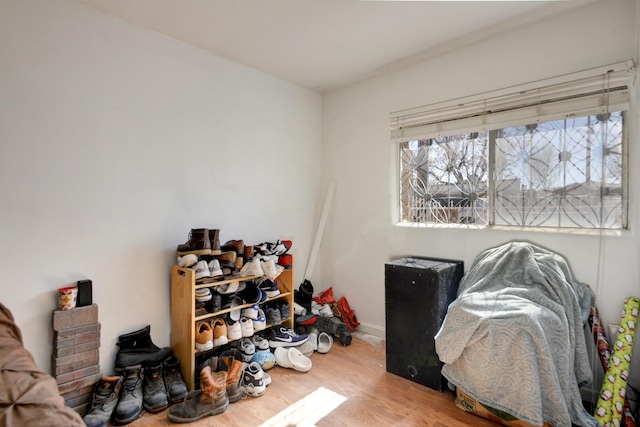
(170, 259, 295, 391)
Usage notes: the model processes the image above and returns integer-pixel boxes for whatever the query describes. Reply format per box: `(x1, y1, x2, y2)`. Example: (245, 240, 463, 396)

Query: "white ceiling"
(72, 0, 595, 93)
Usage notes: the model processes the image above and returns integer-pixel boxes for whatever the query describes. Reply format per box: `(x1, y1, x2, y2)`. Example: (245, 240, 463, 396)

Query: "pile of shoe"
(83, 326, 188, 427)
(293, 283, 358, 347)
(176, 228, 292, 281)
(166, 350, 271, 423)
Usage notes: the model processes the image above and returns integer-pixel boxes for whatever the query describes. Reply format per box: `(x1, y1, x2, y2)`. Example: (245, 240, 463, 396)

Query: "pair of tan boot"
(167, 351, 244, 423)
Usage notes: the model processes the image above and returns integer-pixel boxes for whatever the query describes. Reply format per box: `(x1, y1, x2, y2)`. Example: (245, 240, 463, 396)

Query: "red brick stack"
(52, 304, 102, 416)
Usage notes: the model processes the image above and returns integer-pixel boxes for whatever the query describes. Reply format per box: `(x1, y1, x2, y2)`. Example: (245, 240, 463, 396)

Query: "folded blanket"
(435, 241, 598, 427)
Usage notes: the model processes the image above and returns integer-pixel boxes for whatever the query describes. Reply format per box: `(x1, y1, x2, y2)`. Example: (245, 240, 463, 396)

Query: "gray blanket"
(434, 242, 598, 427)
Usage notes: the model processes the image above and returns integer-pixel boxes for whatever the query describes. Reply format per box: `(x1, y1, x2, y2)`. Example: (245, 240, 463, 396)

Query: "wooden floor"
(130, 332, 501, 426)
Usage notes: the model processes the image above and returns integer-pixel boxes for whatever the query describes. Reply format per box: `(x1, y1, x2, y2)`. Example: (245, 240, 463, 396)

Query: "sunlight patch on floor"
(258, 386, 347, 427)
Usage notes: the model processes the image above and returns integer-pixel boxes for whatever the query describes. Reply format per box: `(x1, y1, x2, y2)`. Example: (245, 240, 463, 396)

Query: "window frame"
(392, 61, 634, 231)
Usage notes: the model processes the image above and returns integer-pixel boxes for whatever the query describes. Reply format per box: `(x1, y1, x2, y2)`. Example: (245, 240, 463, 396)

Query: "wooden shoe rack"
(170, 259, 295, 390)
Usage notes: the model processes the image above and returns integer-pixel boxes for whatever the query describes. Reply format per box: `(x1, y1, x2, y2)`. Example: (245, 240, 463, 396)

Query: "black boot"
(115, 325, 173, 372)
(117, 325, 161, 353)
(164, 356, 188, 404)
(295, 280, 314, 312)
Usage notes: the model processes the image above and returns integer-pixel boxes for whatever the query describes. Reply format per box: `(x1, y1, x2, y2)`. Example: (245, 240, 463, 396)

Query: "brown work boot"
(244, 245, 254, 261)
(176, 229, 212, 256)
(222, 239, 244, 255)
(209, 229, 222, 255)
(218, 349, 244, 403)
(166, 363, 229, 423)
(218, 251, 237, 269)
(234, 255, 244, 273)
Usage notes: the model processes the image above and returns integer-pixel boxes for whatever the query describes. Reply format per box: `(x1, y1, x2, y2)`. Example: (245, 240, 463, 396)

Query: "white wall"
(0, 0, 321, 374)
(322, 0, 640, 394)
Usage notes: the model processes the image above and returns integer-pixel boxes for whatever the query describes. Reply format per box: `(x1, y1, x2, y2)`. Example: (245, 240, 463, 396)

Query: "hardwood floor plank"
(131, 332, 500, 426)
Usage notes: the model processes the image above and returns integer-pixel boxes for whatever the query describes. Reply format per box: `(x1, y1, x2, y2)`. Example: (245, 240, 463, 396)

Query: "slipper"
(288, 347, 312, 372)
(317, 332, 333, 354)
(274, 347, 294, 369)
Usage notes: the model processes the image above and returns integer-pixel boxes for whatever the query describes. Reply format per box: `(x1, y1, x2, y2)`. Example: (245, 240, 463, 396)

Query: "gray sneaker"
(280, 302, 290, 321)
(113, 364, 144, 425)
(143, 362, 169, 413)
(83, 376, 123, 427)
(266, 306, 281, 325)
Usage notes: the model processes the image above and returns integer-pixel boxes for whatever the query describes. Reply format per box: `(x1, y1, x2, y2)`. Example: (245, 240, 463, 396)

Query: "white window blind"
(390, 60, 635, 143)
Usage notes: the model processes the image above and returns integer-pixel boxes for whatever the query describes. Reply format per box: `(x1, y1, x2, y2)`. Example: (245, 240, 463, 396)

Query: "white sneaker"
(242, 304, 259, 320)
(208, 259, 224, 277)
(262, 370, 271, 386)
(252, 309, 266, 331)
(226, 319, 242, 341)
(312, 301, 334, 317)
(194, 260, 211, 280)
(239, 338, 255, 362)
(240, 317, 254, 337)
(260, 258, 279, 279)
(229, 296, 243, 322)
(242, 362, 266, 397)
(251, 335, 269, 351)
(239, 258, 264, 277)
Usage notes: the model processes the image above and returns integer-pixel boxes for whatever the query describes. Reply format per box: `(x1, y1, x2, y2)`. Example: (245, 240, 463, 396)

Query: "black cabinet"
(384, 257, 463, 391)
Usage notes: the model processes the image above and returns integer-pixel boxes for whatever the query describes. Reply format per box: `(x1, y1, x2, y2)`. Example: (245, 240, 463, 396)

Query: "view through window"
(399, 111, 626, 229)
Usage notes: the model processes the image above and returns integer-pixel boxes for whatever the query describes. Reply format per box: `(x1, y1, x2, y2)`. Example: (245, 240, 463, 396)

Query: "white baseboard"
(355, 321, 385, 339)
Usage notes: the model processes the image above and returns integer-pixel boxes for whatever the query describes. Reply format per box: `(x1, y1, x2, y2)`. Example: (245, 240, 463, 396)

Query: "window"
(392, 61, 634, 230)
